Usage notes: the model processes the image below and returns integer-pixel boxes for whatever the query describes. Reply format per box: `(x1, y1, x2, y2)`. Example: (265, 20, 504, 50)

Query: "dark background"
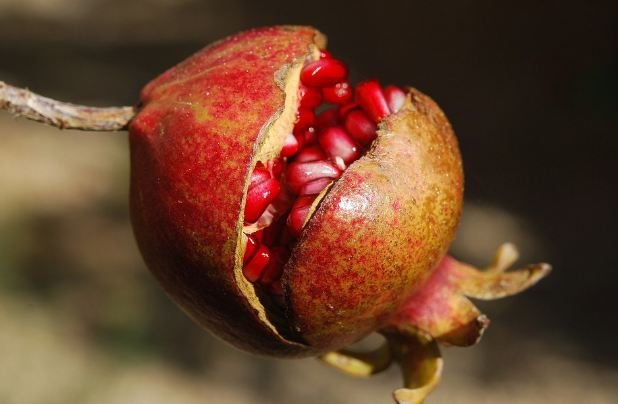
(1, 1, 616, 403)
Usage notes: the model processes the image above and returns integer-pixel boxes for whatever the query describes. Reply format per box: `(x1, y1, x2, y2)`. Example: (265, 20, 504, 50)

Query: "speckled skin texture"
(284, 90, 463, 350)
(129, 26, 320, 356)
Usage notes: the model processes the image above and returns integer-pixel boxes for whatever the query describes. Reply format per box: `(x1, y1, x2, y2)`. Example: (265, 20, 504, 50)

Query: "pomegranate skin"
(129, 26, 463, 356)
(129, 26, 323, 357)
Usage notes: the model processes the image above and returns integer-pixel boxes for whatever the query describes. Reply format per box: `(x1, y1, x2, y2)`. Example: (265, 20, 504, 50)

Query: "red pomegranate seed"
(253, 229, 264, 242)
(300, 59, 348, 87)
(260, 246, 290, 284)
(244, 178, 281, 223)
(281, 133, 300, 157)
(337, 101, 360, 119)
(318, 126, 362, 165)
(319, 49, 332, 59)
(299, 85, 322, 108)
(315, 108, 340, 129)
(287, 196, 316, 236)
(384, 85, 406, 113)
(249, 166, 271, 188)
(344, 109, 378, 146)
(301, 127, 317, 145)
(243, 234, 259, 263)
(285, 159, 342, 194)
(243, 244, 271, 282)
(295, 107, 315, 131)
(355, 80, 390, 123)
(322, 81, 353, 104)
(267, 158, 284, 179)
(295, 145, 327, 163)
(299, 177, 333, 196)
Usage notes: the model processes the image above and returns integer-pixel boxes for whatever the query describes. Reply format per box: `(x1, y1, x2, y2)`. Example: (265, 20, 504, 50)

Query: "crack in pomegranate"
(241, 52, 404, 294)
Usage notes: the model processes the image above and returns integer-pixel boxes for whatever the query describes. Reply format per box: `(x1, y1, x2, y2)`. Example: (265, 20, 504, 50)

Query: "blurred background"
(0, 0, 616, 403)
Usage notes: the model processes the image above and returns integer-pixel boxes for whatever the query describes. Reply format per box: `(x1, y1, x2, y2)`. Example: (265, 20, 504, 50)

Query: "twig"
(0, 81, 135, 131)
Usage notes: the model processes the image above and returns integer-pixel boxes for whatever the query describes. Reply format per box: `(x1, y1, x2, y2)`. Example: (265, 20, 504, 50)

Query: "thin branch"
(0, 81, 135, 131)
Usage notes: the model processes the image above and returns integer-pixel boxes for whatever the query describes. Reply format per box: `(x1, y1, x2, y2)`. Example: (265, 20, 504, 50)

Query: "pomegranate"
(129, 25, 450, 353)
(124, 26, 550, 402)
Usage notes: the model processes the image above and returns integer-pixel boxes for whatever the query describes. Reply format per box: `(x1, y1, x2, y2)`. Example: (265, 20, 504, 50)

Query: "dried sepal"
(318, 341, 392, 377)
(319, 326, 442, 404)
(387, 330, 442, 404)
(456, 243, 551, 300)
(392, 243, 551, 347)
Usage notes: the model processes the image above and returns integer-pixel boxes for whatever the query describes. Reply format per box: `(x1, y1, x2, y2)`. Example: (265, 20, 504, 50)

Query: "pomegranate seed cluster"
(242, 51, 406, 295)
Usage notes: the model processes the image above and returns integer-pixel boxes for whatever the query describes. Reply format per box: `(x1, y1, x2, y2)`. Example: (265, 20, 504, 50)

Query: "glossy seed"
(355, 80, 390, 122)
(299, 85, 322, 108)
(384, 85, 406, 113)
(244, 178, 281, 223)
(294, 145, 327, 163)
(243, 244, 271, 282)
(249, 165, 271, 188)
(295, 107, 315, 131)
(318, 126, 362, 165)
(243, 234, 259, 264)
(281, 133, 300, 157)
(287, 196, 316, 236)
(285, 160, 342, 194)
(322, 81, 353, 104)
(299, 177, 333, 196)
(300, 59, 348, 87)
(260, 246, 290, 284)
(344, 109, 378, 146)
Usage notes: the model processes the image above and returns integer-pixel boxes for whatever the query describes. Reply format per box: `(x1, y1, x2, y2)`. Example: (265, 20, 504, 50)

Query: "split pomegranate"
(130, 25, 462, 353)
(128, 26, 549, 402)
(240, 52, 406, 297)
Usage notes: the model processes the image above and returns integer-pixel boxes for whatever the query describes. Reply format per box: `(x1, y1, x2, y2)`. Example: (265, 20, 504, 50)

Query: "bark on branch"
(0, 81, 135, 131)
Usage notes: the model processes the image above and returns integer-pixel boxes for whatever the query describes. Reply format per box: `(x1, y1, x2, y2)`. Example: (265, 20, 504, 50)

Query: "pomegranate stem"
(319, 341, 392, 377)
(0, 81, 135, 131)
(319, 328, 443, 404)
(384, 328, 443, 404)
